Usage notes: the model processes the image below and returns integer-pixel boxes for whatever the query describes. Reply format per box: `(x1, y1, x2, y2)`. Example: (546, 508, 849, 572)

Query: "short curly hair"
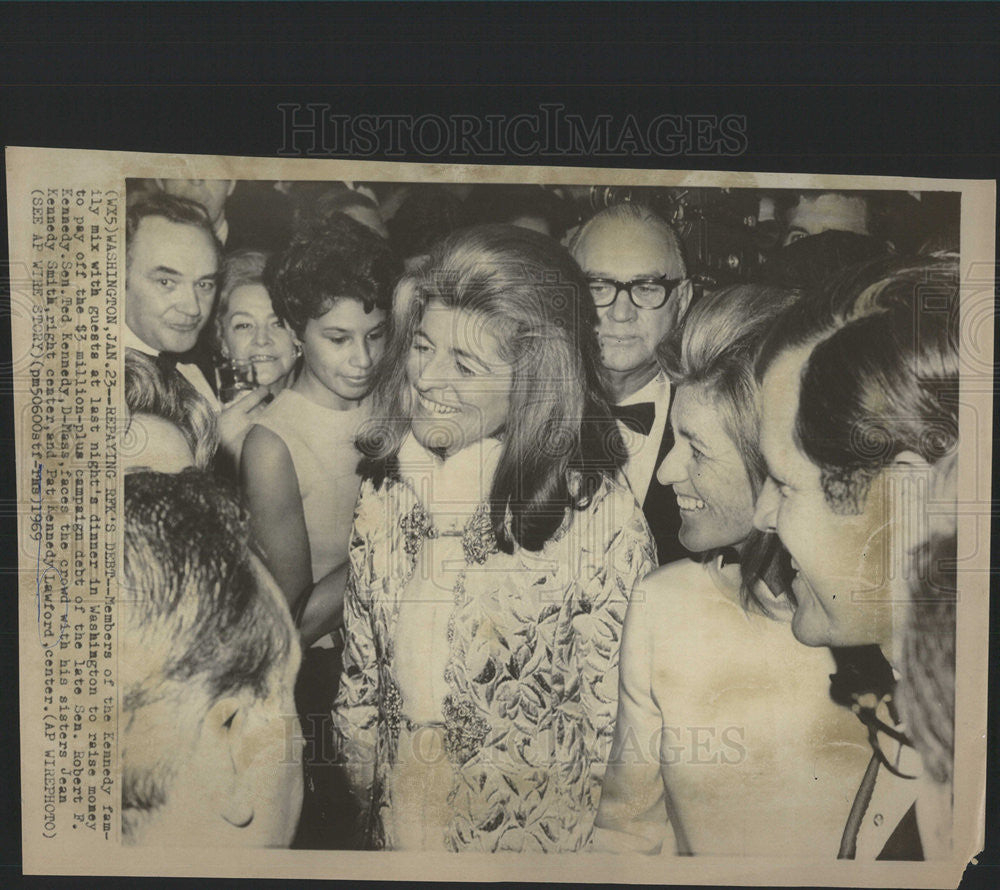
(122, 470, 296, 842)
(266, 214, 402, 338)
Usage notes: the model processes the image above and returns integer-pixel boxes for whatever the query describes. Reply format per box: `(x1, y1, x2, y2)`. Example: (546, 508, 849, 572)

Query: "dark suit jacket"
(640, 409, 688, 566)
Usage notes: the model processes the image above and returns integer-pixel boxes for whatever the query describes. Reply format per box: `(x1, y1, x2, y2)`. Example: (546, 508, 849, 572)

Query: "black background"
(1, 2, 997, 888)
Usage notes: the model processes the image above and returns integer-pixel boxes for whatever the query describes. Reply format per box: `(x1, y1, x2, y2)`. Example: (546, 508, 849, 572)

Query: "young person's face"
(656, 383, 756, 553)
(406, 300, 513, 455)
(221, 284, 298, 386)
(755, 347, 893, 649)
(298, 298, 386, 409)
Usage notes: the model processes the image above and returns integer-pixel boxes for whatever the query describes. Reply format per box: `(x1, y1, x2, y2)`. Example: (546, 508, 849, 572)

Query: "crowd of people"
(121, 178, 960, 859)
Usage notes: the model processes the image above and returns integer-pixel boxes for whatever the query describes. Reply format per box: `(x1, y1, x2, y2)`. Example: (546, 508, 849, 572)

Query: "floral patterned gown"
(331, 435, 655, 852)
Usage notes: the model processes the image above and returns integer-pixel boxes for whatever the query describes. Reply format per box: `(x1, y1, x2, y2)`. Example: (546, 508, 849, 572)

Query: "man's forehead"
(130, 216, 218, 266)
(760, 346, 812, 467)
(576, 217, 682, 270)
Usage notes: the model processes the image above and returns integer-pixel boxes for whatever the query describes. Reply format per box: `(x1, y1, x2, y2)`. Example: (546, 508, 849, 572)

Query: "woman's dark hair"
(266, 214, 402, 338)
(357, 224, 626, 553)
(658, 283, 801, 611)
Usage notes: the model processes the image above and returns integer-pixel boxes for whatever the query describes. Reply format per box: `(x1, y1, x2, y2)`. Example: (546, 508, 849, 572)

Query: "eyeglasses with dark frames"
(586, 275, 684, 310)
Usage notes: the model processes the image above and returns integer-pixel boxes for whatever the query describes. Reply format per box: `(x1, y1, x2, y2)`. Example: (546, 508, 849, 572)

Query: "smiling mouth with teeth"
(675, 494, 707, 511)
(417, 391, 460, 415)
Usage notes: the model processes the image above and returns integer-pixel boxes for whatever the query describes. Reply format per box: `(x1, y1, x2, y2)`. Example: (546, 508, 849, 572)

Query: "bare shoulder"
(242, 423, 293, 471)
(241, 424, 297, 492)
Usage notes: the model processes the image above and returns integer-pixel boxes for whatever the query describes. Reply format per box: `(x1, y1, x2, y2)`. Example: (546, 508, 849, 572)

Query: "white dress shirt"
(124, 325, 220, 410)
(617, 369, 671, 502)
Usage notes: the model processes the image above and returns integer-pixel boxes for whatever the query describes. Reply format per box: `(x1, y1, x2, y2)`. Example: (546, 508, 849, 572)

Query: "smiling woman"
(215, 250, 299, 393)
(595, 283, 874, 858)
(333, 224, 654, 852)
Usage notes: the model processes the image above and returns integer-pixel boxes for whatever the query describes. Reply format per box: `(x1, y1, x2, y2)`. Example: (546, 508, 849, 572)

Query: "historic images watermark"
(277, 103, 748, 159)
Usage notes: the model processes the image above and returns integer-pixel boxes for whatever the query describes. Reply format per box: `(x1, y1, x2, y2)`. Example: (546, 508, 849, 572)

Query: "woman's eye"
(327, 336, 348, 346)
(233, 322, 251, 331)
(456, 362, 476, 378)
(778, 484, 793, 499)
(690, 445, 704, 461)
(157, 278, 175, 289)
(368, 330, 385, 342)
(412, 342, 430, 354)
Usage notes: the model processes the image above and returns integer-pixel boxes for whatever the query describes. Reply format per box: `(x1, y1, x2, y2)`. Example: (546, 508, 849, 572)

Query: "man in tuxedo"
(125, 192, 270, 459)
(570, 203, 693, 565)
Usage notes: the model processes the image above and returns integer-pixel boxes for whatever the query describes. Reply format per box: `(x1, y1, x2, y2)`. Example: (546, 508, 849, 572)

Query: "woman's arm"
(593, 588, 672, 854)
(298, 561, 350, 647)
(240, 424, 313, 610)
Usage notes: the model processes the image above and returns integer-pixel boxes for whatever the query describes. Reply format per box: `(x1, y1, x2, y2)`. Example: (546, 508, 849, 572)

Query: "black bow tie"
(611, 401, 655, 436)
(154, 352, 182, 376)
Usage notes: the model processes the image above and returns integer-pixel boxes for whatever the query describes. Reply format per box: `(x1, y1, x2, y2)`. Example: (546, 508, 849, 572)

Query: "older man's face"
(573, 217, 686, 383)
(126, 215, 218, 353)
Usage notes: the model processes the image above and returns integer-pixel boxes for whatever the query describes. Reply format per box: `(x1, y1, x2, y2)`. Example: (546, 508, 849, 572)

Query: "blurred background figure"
(466, 183, 576, 240)
(156, 178, 237, 245)
(292, 184, 389, 239)
(122, 470, 303, 847)
(387, 183, 470, 269)
(777, 189, 874, 246)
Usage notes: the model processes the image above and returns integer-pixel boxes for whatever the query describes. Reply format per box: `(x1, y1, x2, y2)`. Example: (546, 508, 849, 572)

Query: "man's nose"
(753, 477, 779, 532)
(175, 284, 203, 318)
(656, 440, 686, 487)
(607, 287, 637, 323)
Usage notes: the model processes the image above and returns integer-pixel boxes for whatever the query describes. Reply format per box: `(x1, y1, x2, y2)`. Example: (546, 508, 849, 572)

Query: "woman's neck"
(292, 366, 362, 412)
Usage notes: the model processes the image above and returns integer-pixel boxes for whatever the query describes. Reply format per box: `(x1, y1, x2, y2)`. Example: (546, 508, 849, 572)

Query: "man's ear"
(671, 278, 695, 322)
(203, 697, 255, 830)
